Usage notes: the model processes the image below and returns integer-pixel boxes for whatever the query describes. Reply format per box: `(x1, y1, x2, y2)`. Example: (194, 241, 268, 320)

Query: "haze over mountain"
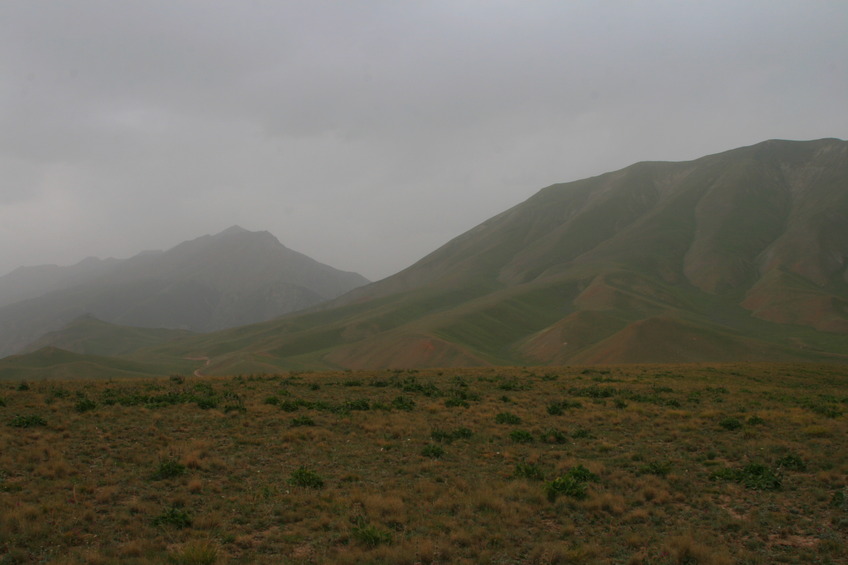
(10, 138, 848, 377)
(142, 137, 846, 372)
(0, 227, 369, 358)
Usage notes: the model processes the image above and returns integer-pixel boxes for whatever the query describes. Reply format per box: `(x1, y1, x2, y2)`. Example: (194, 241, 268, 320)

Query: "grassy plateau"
(1, 363, 847, 564)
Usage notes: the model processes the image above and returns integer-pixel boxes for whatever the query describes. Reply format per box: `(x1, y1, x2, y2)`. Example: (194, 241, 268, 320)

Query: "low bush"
(74, 398, 97, 413)
(495, 412, 522, 425)
(152, 459, 187, 481)
(571, 428, 592, 439)
(152, 506, 192, 529)
(546, 475, 587, 501)
(639, 461, 672, 476)
(540, 428, 568, 444)
(776, 454, 806, 472)
(546, 465, 598, 502)
(391, 396, 416, 411)
(288, 467, 324, 489)
(513, 462, 545, 481)
(9, 414, 46, 428)
(719, 417, 743, 431)
(291, 416, 316, 427)
(431, 427, 472, 443)
(710, 463, 781, 490)
(509, 429, 534, 444)
(351, 523, 393, 547)
(421, 444, 445, 459)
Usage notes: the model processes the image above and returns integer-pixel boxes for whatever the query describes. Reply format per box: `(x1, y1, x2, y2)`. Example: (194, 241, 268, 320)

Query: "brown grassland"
(1, 363, 847, 564)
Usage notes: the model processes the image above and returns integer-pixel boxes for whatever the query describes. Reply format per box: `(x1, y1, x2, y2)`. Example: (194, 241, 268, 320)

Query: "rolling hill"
(11, 138, 848, 377)
(0, 227, 369, 358)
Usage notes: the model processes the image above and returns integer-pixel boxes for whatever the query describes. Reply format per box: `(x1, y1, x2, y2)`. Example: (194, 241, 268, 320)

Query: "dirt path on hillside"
(185, 356, 210, 377)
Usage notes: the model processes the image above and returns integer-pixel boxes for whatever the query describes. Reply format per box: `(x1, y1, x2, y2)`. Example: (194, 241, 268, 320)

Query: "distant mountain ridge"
(7, 138, 848, 377)
(0, 227, 369, 358)
(150, 138, 848, 372)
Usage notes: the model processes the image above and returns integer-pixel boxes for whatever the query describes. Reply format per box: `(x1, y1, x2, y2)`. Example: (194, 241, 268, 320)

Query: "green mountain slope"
(0, 346, 193, 381)
(14, 138, 848, 376)
(144, 137, 848, 372)
(22, 315, 195, 358)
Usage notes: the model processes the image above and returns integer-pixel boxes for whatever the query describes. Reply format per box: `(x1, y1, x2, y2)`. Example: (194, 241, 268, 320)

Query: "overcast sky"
(1, 1, 846, 281)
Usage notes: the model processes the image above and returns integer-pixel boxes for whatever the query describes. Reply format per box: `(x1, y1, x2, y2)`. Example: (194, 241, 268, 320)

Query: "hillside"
(105, 137, 843, 374)
(0, 227, 369, 358)
(0, 346, 192, 381)
(22, 315, 195, 358)
(8, 138, 848, 375)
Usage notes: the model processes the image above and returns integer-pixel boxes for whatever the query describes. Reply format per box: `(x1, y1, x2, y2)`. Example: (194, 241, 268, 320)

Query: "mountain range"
(0, 226, 369, 358)
(3, 138, 847, 376)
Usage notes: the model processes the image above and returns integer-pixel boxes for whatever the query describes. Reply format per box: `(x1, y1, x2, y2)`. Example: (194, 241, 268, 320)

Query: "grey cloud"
(0, 1, 846, 281)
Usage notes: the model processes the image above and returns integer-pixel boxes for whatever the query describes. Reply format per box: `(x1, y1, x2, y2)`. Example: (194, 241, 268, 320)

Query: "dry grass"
(1, 363, 847, 563)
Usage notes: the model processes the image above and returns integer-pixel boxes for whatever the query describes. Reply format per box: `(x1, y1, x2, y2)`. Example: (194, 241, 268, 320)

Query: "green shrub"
(152, 459, 186, 481)
(498, 379, 530, 391)
(391, 396, 416, 411)
(513, 462, 545, 481)
(291, 416, 316, 427)
(719, 417, 743, 431)
(195, 397, 218, 410)
(444, 397, 470, 408)
(279, 400, 301, 412)
(546, 475, 587, 501)
(152, 506, 192, 529)
(495, 412, 521, 425)
(545, 465, 598, 501)
(566, 464, 599, 483)
(9, 414, 46, 428)
(710, 463, 781, 490)
(74, 398, 97, 413)
(776, 454, 806, 472)
(288, 467, 324, 489)
(738, 464, 781, 490)
(747, 415, 766, 426)
(0, 397, 5, 407)
(571, 428, 592, 439)
(352, 523, 393, 547)
(344, 399, 370, 411)
(547, 400, 581, 415)
(639, 461, 672, 476)
(509, 429, 534, 444)
(431, 427, 472, 443)
(421, 444, 445, 459)
(569, 385, 615, 398)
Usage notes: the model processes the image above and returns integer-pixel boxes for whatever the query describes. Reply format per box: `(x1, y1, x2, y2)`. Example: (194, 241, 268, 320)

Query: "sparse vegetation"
(8, 414, 46, 428)
(495, 411, 521, 424)
(152, 506, 192, 529)
(0, 363, 846, 563)
(151, 458, 187, 480)
(420, 444, 445, 459)
(288, 466, 324, 489)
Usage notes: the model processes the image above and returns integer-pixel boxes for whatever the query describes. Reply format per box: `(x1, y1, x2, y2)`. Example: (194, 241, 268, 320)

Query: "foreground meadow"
(1, 364, 847, 564)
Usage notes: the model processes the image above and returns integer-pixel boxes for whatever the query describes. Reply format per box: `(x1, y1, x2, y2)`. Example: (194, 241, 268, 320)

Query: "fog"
(1, 1, 846, 280)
